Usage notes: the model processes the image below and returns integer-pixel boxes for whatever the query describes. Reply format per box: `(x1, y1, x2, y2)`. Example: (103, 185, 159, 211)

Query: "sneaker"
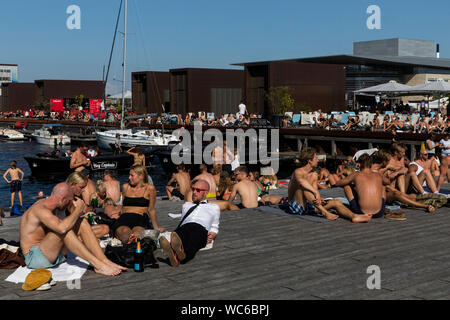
(170, 232, 186, 261)
(36, 283, 51, 291)
(384, 211, 406, 221)
(159, 236, 179, 267)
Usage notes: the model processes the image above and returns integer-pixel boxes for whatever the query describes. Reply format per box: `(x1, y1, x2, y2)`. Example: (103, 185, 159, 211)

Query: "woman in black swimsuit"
(112, 165, 162, 244)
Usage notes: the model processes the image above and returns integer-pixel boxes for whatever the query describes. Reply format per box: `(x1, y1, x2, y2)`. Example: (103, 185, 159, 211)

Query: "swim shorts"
(10, 180, 22, 193)
(24, 245, 66, 269)
(282, 200, 316, 215)
(349, 198, 385, 218)
(171, 189, 185, 200)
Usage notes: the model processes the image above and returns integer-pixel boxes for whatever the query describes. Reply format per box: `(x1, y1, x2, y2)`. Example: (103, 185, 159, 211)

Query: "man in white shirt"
(160, 179, 220, 267)
(238, 100, 247, 116)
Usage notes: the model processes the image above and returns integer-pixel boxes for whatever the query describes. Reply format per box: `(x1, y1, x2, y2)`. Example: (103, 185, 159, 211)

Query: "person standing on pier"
(3, 160, 25, 209)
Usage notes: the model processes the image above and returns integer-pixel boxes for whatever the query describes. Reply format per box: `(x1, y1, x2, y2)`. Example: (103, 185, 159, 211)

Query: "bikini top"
(122, 196, 150, 207)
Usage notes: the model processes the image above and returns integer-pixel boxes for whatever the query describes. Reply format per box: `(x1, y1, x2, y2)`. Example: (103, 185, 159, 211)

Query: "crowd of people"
(0, 107, 125, 123)
(2, 100, 450, 136)
(0, 128, 445, 286)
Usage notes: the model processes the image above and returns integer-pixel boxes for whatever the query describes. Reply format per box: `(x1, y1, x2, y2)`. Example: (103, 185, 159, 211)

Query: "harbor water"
(0, 140, 169, 209)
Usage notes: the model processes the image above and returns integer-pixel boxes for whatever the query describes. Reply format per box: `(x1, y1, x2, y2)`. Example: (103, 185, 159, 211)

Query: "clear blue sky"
(1, 0, 449, 95)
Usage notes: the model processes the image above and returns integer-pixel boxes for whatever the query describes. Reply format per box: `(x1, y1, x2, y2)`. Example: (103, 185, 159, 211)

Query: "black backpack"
(104, 237, 159, 269)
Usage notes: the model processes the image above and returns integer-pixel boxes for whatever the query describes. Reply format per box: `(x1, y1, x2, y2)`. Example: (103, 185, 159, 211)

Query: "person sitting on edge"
(166, 164, 191, 201)
(112, 165, 163, 244)
(192, 164, 217, 199)
(19, 182, 126, 276)
(159, 179, 220, 267)
(284, 148, 371, 223)
(334, 154, 386, 219)
(405, 149, 439, 195)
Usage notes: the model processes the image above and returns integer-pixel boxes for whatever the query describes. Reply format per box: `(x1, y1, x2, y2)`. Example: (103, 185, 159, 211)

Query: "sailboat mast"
(120, 0, 127, 129)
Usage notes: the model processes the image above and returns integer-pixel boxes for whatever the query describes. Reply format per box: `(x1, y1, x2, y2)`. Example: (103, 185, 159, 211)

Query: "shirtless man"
(104, 170, 122, 205)
(287, 148, 371, 223)
(372, 150, 435, 213)
(193, 164, 217, 196)
(405, 149, 438, 195)
(20, 183, 126, 276)
(386, 143, 409, 193)
(228, 166, 259, 209)
(166, 164, 191, 201)
(335, 154, 386, 219)
(80, 171, 97, 211)
(70, 144, 91, 172)
(3, 160, 25, 208)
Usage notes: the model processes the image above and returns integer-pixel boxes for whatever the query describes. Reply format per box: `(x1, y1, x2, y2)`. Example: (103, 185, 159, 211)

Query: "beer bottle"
(91, 197, 98, 208)
(134, 240, 144, 272)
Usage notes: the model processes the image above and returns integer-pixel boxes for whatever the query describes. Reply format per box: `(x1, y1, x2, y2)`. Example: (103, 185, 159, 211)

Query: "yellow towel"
(206, 192, 216, 199)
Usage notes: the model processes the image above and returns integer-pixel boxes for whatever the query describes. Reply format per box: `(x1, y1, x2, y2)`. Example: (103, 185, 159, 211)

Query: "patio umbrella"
(354, 80, 411, 110)
(355, 80, 412, 94)
(407, 79, 450, 112)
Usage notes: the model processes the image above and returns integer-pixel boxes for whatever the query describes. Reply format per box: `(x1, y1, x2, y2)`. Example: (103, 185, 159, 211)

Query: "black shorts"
(10, 180, 22, 193)
(171, 189, 185, 200)
(111, 213, 152, 235)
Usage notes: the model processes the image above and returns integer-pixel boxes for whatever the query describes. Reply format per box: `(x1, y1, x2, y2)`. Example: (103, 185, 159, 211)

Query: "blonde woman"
(112, 165, 162, 244)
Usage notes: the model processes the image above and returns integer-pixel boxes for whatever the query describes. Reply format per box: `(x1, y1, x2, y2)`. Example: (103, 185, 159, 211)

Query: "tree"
(265, 86, 295, 114)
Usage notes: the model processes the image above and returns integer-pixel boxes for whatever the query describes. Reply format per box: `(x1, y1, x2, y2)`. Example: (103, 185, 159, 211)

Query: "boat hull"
(24, 153, 154, 176)
(96, 130, 179, 150)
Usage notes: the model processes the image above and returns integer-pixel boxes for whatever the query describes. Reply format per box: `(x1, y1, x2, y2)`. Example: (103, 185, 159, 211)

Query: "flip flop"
(159, 236, 179, 267)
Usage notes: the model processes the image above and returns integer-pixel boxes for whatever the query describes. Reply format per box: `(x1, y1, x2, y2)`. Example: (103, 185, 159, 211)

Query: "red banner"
(89, 99, 102, 117)
(50, 99, 64, 112)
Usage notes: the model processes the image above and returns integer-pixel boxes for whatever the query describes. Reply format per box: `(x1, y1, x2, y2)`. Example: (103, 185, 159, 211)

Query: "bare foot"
(103, 259, 128, 271)
(352, 213, 372, 223)
(94, 263, 122, 276)
(427, 205, 436, 213)
(323, 212, 339, 220)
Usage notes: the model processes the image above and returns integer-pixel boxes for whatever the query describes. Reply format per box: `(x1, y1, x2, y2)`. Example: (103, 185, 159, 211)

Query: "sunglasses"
(191, 187, 208, 193)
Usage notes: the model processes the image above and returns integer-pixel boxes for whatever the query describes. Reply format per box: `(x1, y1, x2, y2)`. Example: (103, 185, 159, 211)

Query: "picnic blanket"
(5, 253, 89, 284)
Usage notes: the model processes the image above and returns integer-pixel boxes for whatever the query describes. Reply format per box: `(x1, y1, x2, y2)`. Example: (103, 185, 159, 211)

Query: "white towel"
(5, 253, 89, 284)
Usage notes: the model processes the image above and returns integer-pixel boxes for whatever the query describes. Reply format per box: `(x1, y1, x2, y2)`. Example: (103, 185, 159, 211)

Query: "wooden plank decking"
(0, 185, 449, 300)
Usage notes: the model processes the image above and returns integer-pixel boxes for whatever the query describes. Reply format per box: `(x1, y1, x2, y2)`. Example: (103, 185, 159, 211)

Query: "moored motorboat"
(31, 124, 71, 146)
(96, 128, 179, 150)
(0, 128, 26, 141)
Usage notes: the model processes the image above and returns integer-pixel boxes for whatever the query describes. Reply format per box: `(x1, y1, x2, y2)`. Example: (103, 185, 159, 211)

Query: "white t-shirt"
(238, 103, 246, 115)
(440, 139, 450, 156)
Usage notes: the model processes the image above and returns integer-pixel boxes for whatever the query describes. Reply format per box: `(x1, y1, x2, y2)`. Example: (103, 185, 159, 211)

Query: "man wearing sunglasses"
(160, 179, 220, 267)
